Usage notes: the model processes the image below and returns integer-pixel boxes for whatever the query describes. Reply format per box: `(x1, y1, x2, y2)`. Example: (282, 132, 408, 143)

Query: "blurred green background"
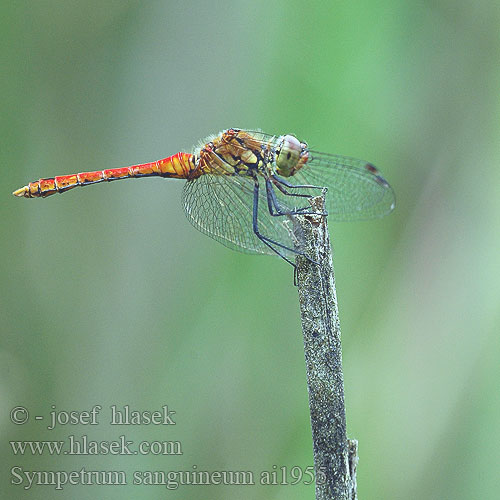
(1, 1, 499, 498)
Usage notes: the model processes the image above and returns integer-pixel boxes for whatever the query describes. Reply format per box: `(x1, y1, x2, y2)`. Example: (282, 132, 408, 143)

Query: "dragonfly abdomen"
(13, 152, 196, 198)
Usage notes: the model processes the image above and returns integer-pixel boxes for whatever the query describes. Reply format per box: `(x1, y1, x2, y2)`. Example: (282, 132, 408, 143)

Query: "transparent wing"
(231, 130, 396, 221)
(287, 151, 395, 221)
(182, 170, 304, 259)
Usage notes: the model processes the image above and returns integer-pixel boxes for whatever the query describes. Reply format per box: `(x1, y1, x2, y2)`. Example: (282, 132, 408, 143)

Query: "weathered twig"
(294, 191, 358, 500)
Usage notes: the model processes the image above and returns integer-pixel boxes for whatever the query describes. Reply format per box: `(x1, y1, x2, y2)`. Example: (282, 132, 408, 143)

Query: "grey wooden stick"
(294, 191, 358, 500)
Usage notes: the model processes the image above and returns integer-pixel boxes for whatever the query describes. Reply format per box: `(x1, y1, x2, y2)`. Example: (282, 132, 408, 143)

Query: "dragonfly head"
(275, 134, 309, 177)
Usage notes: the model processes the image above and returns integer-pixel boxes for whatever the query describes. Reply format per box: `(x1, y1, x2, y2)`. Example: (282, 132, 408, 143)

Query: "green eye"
(276, 135, 301, 177)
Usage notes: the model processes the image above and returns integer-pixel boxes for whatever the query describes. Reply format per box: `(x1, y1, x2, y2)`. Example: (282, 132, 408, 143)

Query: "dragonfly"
(13, 128, 395, 266)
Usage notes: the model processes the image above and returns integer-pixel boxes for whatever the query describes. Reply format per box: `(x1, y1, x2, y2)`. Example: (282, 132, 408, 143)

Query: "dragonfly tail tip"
(12, 186, 28, 197)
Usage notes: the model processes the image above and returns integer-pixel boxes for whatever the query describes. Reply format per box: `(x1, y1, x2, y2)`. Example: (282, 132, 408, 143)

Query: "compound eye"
(276, 135, 301, 176)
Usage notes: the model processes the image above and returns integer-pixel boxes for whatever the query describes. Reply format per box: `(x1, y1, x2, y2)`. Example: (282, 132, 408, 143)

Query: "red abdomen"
(13, 152, 196, 198)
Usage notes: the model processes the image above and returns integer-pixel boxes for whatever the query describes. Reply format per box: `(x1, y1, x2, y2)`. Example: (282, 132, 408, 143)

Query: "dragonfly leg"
(265, 177, 278, 215)
(253, 179, 320, 273)
(265, 178, 325, 217)
(273, 176, 327, 216)
(252, 179, 304, 266)
(265, 178, 307, 216)
(272, 174, 323, 190)
(272, 179, 316, 201)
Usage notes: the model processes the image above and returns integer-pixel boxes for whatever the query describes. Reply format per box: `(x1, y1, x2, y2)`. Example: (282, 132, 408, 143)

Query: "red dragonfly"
(13, 128, 395, 266)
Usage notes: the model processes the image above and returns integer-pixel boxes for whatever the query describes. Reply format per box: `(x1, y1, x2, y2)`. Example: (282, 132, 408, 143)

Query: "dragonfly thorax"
(275, 134, 309, 177)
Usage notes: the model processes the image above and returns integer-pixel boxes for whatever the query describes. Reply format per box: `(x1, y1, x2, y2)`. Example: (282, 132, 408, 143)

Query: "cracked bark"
(294, 191, 358, 500)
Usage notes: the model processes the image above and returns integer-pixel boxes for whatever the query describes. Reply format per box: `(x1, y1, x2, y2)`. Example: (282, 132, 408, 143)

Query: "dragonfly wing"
(290, 151, 396, 221)
(182, 172, 302, 259)
(213, 130, 395, 221)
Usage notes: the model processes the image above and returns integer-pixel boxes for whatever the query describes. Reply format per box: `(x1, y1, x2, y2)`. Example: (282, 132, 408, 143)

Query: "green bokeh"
(1, 1, 499, 498)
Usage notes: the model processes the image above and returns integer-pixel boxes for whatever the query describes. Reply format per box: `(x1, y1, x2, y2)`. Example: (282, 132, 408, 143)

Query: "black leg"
(272, 173, 323, 190)
(265, 177, 312, 216)
(267, 177, 327, 217)
(252, 178, 303, 266)
(272, 178, 314, 200)
(265, 177, 277, 215)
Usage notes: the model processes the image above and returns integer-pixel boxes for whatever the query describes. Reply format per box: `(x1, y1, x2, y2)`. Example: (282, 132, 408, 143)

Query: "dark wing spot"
(375, 175, 389, 187)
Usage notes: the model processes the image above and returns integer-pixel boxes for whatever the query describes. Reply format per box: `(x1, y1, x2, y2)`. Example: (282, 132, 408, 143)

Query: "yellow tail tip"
(12, 186, 28, 197)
